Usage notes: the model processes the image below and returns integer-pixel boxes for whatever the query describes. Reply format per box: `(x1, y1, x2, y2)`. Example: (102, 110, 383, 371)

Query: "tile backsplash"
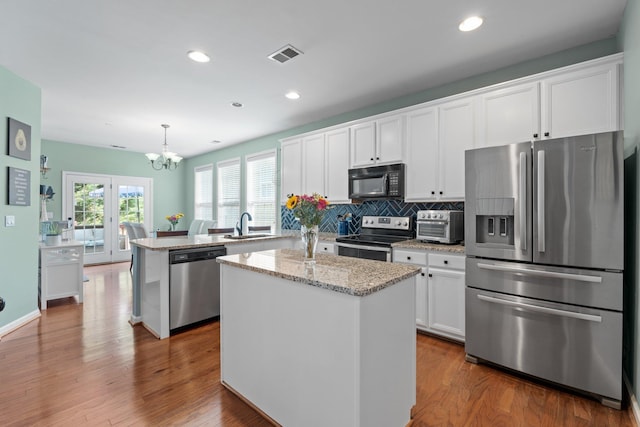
(281, 200, 464, 234)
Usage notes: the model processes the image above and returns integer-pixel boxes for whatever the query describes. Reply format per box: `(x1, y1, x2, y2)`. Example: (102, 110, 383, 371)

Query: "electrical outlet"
(5, 215, 15, 227)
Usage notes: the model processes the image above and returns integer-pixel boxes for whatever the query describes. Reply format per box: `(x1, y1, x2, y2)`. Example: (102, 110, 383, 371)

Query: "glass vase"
(301, 224, 319, 264)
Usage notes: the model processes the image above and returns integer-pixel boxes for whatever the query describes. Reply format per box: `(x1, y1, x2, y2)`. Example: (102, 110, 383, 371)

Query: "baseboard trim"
(0, 309, 41, 340)
(625, 373, 640, 426)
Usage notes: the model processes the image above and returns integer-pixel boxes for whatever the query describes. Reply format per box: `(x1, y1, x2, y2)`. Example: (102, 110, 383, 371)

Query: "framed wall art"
(7, 117, 31, 161)
(7, 166, 31, 206)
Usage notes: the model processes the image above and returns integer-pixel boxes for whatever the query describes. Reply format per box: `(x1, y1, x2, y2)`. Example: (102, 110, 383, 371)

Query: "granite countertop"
(392, 239, 465, 254)
(279, 229, 338, 242)
(130, 233, 294, 251)
(217, 248, 421, 297)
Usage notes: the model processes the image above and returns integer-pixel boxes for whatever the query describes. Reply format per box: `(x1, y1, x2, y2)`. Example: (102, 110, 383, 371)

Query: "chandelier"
(145, 124, 183, 170)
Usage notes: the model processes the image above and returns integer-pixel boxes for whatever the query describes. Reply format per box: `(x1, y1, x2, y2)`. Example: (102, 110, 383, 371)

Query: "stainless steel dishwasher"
(169, 246, 227, 331)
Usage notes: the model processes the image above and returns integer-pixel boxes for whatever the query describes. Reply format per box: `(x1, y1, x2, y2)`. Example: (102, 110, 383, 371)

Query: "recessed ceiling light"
(459, 16, 483, 32)
(231, 102, 243, 108)
(285, 91, 301, 100)
(187, 50, 210, 63)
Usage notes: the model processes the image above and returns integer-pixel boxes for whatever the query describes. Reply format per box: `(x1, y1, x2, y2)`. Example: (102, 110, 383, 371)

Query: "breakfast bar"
(217, 249, 421, 427)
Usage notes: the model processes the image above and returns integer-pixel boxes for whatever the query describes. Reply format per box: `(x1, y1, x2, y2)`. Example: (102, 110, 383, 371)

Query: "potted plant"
(44, 221, 62, 246)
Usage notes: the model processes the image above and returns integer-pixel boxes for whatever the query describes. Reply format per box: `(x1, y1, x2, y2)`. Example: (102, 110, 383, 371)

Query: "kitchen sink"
(223, 234, 271, 240)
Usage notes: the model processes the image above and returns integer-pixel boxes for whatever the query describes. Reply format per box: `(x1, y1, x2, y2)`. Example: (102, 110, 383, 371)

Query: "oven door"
(336, 242, 391, 262)
(416, 220, 449, 243)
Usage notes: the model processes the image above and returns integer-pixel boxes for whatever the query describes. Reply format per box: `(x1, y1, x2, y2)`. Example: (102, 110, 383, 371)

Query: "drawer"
(318, 242, 335, 254)
(43, 247, 81, 264)
(429, 253, 464, 270)
(393, 249, 427, 266)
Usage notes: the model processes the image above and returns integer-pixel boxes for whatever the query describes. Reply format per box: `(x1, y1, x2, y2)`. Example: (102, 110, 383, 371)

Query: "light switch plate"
(5, 215, 15, 227)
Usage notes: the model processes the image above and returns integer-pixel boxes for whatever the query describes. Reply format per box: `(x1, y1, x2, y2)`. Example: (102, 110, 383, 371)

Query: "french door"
(63, 172, 153, 265)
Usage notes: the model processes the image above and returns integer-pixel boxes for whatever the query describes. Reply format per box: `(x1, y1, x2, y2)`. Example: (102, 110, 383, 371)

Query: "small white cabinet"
(393, 248, 465, 341)
(350, 115, 404, 168)
(404, 106, 438, 202)
(427, 253, 465, 341)
(317, 240, 335, 255)
(39, 241, 84, 310)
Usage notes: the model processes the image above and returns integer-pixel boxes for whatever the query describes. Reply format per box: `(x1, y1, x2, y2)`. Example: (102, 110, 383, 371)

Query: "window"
(217, 158, 241, 228)
(246, 150, 276, 228)
(194, 164, 213, 220)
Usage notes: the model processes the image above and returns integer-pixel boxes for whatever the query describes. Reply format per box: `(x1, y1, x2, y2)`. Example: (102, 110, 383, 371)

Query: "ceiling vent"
(268, 44, 303, 64)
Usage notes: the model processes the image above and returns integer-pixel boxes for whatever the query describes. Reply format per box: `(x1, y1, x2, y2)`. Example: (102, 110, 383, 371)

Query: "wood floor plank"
(0, 261, 635, 426)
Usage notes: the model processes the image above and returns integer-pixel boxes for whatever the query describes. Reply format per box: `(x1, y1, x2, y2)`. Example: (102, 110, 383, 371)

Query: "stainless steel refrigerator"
(464, 131, 624, 408)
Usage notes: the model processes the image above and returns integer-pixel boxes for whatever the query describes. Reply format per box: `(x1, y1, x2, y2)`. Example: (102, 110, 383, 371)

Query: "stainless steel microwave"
(348, 163, 405, 200)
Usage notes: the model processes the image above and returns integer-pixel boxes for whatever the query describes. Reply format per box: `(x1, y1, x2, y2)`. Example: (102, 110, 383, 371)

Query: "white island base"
(219, 252, 417, 427)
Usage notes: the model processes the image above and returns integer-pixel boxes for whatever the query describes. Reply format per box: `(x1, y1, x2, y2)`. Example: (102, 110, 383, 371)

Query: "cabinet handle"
(370, 157, 374, 161)
(544, 132, 550, 137)
(533, 133, 538, 138)
(407, 256, 411, 260)
(444, 260, 448, 264)
(376, 157, 380, 160)
(421, 273, 425, 276)
(431, 191, 435, 195)
(439, 191, 443, 195)
(428, 273, 433, 277)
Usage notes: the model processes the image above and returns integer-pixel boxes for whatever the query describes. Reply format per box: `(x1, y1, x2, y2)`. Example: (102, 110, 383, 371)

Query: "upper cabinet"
(541, 61, 621, 139)
(280, 138, 302, 203)
(302, 133, 325, 196)
(477, 82, 540, 147)
(324, 127, 351, 203)
(281, 126, 351, 204)
(477, 58, 621, 147)
(350, 115, 404, 168)
(404, 107, 438, 201)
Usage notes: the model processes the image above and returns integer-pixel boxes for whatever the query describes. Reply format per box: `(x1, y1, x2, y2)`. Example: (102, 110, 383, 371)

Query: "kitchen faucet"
(236, 212, 252, 236)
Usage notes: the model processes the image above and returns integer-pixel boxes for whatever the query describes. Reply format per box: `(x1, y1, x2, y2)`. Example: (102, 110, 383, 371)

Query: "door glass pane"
(118, 185, 145, 250)
(74, 183, 106, 255)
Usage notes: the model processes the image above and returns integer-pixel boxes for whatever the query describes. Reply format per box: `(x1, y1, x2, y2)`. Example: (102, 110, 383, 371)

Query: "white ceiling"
(0, 0, 627, 158)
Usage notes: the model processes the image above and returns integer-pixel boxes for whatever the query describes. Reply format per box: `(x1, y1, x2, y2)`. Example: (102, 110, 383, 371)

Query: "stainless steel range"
(335, 215, 413, 262)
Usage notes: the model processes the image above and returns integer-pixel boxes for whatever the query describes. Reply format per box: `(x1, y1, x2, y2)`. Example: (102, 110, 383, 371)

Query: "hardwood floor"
(0, 262, 635, 426)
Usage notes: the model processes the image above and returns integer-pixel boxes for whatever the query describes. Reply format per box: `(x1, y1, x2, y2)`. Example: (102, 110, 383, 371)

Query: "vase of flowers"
(165, 213, 184, 231)
(286, 193, 330, 263)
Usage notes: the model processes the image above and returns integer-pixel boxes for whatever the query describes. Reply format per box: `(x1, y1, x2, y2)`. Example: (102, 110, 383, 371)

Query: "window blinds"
(194, 165, 213, 220)
(217, 159, 241, 228)
(246, 151, 276, 228)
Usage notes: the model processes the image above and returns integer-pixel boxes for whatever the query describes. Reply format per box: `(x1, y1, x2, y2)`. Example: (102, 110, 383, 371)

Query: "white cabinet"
(404, 106, 438, 201)
(282, 126, 350, 204)
(541, 62, 621, 139)
(477, 82, 540, 147)
(350, 115, 404, 168)
(39, 242, 84, 310)
(404, 99, 474, 202)
(438, 98, 475, 201)
(477, 59, 621, 147)
(427, 253, 465, 342)
(302, 133, 326, 196)
(324, 127, 351, 203)
(393, 248, 465, 341)
(281, 139, 302, 203)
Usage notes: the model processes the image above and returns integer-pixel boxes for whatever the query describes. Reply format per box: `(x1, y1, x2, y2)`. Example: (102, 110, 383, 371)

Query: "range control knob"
(419, 213, 426, 219)
(395, 220, 401, 226)
(403, 221, 409, 227)
(439, 213, 444, 219)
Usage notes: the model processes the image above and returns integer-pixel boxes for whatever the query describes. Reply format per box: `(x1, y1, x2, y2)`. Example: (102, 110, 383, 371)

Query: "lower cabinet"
(317, 241, 335, 255)
(39, 242, 84, 310)
(393, 248, 465, 342)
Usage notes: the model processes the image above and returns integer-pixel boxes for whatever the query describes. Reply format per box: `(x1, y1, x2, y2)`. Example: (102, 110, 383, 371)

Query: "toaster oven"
(416, 210, 464, 244)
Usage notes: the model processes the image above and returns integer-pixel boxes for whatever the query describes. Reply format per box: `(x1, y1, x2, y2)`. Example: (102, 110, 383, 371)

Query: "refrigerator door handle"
(519, 152, 527, 251)
(537, 150, 545, 253)
(477, 294, 602, 323)
(476, 262, 603, 283)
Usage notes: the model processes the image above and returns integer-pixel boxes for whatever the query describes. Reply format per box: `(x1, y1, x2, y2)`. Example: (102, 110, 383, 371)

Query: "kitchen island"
(129, 233, 296, 338)
(218, 249, 421, 427)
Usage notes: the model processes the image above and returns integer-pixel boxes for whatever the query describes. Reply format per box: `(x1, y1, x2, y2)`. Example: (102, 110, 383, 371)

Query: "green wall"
(41, 140, 188, 232)
(620, 0, 640, 400)
(0, 66, 41, 329)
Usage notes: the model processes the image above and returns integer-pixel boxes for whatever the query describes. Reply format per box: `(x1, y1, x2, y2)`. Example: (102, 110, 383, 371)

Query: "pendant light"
(145, 124, 182, 170)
